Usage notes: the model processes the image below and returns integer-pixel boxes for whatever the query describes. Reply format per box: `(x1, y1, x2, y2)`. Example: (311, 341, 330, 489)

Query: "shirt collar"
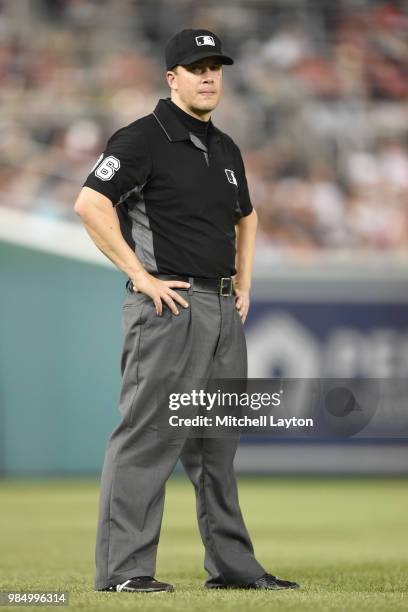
(152, 98, 220, 143)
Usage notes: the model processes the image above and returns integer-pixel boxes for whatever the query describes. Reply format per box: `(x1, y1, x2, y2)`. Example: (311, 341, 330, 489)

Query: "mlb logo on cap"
(195, 35, 215, 46)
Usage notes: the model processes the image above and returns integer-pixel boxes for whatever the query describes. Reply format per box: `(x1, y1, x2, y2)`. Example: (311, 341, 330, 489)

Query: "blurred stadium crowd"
(1, 0, 408, 256)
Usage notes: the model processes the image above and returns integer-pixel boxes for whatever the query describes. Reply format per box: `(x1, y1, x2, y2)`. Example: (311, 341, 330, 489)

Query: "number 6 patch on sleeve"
(93, 155, 121, 181)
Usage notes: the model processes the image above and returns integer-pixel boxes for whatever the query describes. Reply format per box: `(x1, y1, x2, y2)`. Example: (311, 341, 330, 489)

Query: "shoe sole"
(100, 588, 173, 593)
(205, 584, 299, 590)
(125, 586, 174, 593)
(98, 585, 174, 593)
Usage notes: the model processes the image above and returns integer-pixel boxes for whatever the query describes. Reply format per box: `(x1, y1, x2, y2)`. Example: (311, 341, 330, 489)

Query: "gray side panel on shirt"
(127, 185, 158, 273)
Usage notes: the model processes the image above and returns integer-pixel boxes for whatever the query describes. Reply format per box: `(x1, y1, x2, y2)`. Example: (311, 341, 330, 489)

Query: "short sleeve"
(82, 127, 152, 207)
(233, 143, 253, 221)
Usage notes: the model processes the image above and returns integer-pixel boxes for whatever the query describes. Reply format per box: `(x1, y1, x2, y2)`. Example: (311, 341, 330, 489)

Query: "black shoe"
(206, 572, 300, 590)
(247, 573, 300, 590)
(102, 576, 174, 593)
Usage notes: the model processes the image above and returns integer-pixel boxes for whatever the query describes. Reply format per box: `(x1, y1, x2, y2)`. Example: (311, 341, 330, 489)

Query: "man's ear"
(166, 69, 178, 91)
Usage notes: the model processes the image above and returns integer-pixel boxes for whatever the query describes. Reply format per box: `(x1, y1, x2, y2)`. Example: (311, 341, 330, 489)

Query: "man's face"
(167, 58, 223, 115)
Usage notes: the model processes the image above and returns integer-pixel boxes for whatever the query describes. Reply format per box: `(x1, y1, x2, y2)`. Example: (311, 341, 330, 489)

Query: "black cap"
(165, 29, 234, 70)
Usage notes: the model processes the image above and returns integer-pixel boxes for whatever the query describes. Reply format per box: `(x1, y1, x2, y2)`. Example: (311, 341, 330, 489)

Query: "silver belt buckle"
(220, 277, 233, 297)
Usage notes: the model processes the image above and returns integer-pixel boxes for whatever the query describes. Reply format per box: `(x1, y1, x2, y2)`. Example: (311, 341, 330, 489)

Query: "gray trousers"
(94, 286, 265, 590)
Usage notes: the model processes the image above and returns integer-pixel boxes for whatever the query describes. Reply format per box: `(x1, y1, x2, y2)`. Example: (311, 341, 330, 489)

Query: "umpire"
(74, 28, 299, 594)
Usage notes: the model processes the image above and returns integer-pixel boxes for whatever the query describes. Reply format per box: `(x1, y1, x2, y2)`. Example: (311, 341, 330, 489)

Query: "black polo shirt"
(83, 97, 253, 278)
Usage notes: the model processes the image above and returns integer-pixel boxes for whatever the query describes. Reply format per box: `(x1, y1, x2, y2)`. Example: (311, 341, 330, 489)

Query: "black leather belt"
(126, 275, 234, 297)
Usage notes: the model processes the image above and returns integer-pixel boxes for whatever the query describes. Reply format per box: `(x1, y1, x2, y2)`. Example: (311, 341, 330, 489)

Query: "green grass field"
(1, 477, 407, 611)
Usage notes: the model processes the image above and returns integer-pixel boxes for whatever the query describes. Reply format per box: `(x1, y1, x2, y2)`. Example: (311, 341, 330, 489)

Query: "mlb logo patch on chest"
(225, 169, 238, 186)
(195, 35, 215, 46)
